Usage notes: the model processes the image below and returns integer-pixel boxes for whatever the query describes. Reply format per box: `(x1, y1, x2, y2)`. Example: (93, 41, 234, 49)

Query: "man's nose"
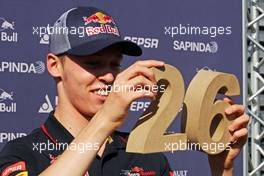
(98, 71, 115, 84)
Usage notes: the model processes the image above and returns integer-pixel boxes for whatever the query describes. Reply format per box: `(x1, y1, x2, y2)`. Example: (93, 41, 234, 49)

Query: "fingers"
(223, 101, 249, 148)
(223, 97, 234, 105)
(119, 60, 164, 82)
(119, 65, 156, 83)
(123, 75, 158, 100)
(128, 75, 155, 90)
(225, 104, 245, 116)
(228, 114, 250, 132)
(101, 60, 164, 127)
(230, 128, 248, 145)
(227, 112, 249, 148)
(132, 60, 164, 68)
(109, 60, 165, 106)
(132, 89, 156, 100)
(115, 75, 156, 96)
(114, 60, 164, 98)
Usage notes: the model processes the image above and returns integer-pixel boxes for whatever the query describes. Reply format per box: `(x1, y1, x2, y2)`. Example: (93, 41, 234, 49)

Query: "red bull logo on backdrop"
(0, 89, 16, 113)
(83, 12, 119, 37)
(0, 89, 13, 102)
(0, 17, 18, 42)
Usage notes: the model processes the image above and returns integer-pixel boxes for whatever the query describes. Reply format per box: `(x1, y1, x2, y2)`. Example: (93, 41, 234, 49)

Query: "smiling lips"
(92, 86, 110, 98)
(93, 89, 109, 96)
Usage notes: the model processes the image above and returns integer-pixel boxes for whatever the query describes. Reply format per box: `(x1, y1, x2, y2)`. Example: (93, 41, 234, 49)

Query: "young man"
(0, 7, 249, 176)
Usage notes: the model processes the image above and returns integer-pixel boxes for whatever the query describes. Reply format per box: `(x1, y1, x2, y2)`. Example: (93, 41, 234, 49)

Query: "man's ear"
(46, 53, 64, 78)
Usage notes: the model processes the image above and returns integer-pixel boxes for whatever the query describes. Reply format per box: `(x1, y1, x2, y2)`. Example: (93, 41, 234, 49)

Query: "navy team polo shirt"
(0, 112, 171, 176)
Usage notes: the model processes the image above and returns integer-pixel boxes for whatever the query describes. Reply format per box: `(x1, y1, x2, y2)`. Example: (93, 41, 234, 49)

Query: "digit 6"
(184, 70, 240, 154)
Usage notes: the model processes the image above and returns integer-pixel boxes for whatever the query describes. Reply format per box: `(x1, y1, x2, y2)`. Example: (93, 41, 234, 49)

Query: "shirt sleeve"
(160, 154, 173, 176)
(0, 142, 34, 176)
(0, 157, 28, 176)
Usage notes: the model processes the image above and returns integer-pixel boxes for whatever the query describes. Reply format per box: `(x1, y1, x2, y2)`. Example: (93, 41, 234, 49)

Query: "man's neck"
(53, 104, 108, 158)
(53, 104, 89, 138)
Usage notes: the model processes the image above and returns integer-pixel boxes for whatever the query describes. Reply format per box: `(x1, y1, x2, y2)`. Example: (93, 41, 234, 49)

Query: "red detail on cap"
(41, 125, 57, 144)
(83, 15, 100, 24)
(83, 12, 115, 25)
(103, 15, 115, 24)
(1, 161, 26, 176)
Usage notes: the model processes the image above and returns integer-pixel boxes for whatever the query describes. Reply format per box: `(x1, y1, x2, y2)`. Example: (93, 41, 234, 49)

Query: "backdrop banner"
(0, 0, 243, 175)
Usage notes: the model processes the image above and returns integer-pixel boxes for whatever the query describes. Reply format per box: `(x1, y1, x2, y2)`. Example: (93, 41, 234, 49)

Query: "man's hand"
(208, 98, 249, 176)
(100, 60, 164, 129)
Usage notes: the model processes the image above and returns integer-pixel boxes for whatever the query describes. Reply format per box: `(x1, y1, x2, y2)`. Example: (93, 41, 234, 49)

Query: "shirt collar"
(42, 111, 74, 145)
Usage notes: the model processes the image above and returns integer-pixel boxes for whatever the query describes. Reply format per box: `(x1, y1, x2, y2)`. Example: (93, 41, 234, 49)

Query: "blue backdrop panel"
(0, 0, 243, 175)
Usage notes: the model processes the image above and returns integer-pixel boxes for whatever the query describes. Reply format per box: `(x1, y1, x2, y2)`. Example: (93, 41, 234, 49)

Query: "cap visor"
(67, 39, 142, 56)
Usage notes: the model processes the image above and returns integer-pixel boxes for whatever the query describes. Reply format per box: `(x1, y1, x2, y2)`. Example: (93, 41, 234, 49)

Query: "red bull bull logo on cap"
(83, 12, 115, 25)
(83, 12, 119, 37)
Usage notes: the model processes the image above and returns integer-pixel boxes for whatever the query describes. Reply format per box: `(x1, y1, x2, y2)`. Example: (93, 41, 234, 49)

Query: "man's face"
(59, 46, 123, 118)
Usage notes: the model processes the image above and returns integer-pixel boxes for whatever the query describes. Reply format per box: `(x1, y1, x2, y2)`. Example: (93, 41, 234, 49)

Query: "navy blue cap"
(49, 7, 142, 56)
